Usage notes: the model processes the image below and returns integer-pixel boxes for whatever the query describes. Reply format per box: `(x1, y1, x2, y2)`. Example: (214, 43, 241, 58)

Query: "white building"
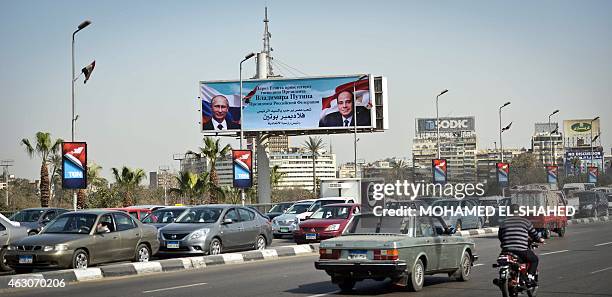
(269, 149, 337, 190)
(531, 123, 564, 167)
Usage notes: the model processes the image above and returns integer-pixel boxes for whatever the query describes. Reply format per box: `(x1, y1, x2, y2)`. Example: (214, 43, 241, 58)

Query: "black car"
(264, 202, 294, 221)
(575, 191, 609, 218)
(9, 208, 71, 235)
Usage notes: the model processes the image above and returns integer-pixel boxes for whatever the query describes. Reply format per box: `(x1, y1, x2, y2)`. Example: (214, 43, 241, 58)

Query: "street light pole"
(499, 101, 511, 162)
(590, 116, 600, 168)
(71, 20, 91, 211)
(548, 110, 559, 166)
(353, 74, 368, 178)
(239, 52, 255, 206)
(435, 89, 448, 159)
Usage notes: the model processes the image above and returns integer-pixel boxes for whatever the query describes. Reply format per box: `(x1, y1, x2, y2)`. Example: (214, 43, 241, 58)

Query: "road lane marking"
(595, 242, 612, 247)
(590, 267, 612, 274)
(142, 282, 208, 293)
(540, 250, 569, 256)
(473, 264, 484, 267)
(306, 291, 339, 297)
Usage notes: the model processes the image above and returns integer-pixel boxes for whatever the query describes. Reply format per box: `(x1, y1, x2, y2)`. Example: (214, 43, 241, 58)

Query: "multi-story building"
(476, 148, 525, 183)
(269, 148, 336, 190)
(338, 163, 356, 179)
(531, 123, 564, 167)
(267, 135, 289, 153)
(412, 117, 478, 183)
(176, 152, 233, 187)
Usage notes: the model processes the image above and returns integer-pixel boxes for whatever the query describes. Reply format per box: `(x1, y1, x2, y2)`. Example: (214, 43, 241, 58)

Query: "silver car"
(158, 205, 272, 255)
(272, 201, 314, 238)
(1, 213, 29, 271)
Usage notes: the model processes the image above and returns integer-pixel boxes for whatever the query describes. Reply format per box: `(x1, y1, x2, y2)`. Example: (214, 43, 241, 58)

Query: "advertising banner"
(432, 159, 448, 184)
(588, 166, 598, 183)
(496, 162, 510, 186)
(232, 150, 253, 188)
(546, 165, 558, 184)
(200, 75, 374, 133)
(563, 119, 600, 137)
(62, 142, 87, 189)
(417, 117, 475, 133)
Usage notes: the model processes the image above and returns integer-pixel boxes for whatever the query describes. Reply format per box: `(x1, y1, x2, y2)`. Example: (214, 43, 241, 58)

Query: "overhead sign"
(563, 119, 600, 137)
(62, 142, 87, 189)
(432, 159, 448, 184)
(496, 162, 509, 186)
(200, 75, 380, 133)
(587, 166, 598, 183)
(232, 150, 253, 188)
(546, 165, 558, 184)
(417, 117, 475, 133)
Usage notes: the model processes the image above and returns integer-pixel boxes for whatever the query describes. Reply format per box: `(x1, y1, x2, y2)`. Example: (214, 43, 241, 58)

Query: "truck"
(510, 185, 568, 238)
(319, 178, 385, 212)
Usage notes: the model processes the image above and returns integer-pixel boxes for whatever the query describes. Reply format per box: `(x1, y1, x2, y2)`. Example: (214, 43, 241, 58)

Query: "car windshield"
(42, 213, 97, 234)
(10, 209, 45, 222)
(176, 208, 222, 223)
(310, 206, 350, 220)
(306, 200, 345, 212)
(268, 203, 290, 213)
(479, 200, 499, 207)
(285, 203, 311, 214)
(577, 192, 596, 203)
(142, 209, 186, 224)
(346, 214, 410, 235)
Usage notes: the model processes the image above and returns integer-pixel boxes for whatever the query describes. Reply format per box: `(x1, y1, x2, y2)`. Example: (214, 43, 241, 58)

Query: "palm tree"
(270, 165, 287, 189)
(48, 153, 62, 205)
(189, 137, 231, 204)
(303, 136, 324, 194)
(219, 186, 241, 204)
(21, 132, 63, 207)
(170, 171, 208, 205)
(111, 166, 146, 207)
(77, 163, 103, 209)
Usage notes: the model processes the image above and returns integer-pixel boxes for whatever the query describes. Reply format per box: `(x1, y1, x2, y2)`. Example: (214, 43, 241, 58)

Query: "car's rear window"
(347, 214, 410, 235)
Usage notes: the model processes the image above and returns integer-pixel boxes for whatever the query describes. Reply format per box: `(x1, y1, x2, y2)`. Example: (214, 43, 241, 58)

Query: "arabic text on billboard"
(62, 142, 87, 189)
(417, 117, 475, 133)
(200, 75, 374, 133)
(563, 119, 600, 137)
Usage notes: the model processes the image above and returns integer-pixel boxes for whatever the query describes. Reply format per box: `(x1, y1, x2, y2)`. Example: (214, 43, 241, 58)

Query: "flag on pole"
(82, 60, 96, 84)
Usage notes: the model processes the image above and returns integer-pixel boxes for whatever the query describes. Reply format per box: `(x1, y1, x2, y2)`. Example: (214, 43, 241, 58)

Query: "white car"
(296, 197, 357, 221)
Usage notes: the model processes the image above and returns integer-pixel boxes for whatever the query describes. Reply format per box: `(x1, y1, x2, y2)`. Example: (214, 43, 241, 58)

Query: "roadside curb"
(567, 216, 609, 225)
(0, 243, 319, 289)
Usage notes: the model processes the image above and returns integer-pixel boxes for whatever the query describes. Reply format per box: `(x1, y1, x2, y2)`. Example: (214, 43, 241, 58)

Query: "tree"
(21, 132, 63, 207)
(391, 159, 409, 181)
(111, 166, 146, 207)
(189, 137, 231, 204)
(303, 136, 324, 194)
(170, 171, 208, 205)
(48, 153, 62, 205)
(77, 163, 103, 209)
(509, 152, 546, 186)
(218, 186, 241, 204)
(270, 165, 287, 189)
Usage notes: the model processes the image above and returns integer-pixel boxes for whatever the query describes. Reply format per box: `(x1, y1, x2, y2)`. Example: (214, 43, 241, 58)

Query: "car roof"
(63, 209, 124, 215)
(322, 203, 359, 207)
(315, 197, 354, 201)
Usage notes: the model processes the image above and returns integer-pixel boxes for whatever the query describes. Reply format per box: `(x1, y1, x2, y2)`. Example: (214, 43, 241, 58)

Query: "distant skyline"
(1, 1, 611, 180)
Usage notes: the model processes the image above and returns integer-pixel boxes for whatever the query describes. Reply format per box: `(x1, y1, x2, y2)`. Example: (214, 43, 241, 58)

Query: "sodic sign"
(417, 117, 475, 133)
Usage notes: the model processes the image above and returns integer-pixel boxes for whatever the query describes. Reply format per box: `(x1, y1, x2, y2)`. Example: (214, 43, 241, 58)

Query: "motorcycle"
(492, 242, 539, 297)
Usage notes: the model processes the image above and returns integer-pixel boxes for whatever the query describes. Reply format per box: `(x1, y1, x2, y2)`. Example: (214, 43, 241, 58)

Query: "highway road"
(2, 221, 612, 297)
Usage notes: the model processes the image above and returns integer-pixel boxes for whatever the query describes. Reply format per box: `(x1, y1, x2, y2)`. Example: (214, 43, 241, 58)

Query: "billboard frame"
(61, 142, 87, 190)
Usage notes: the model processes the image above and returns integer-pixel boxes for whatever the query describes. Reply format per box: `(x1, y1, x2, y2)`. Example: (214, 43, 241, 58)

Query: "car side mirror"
(222, 218, 233, 225)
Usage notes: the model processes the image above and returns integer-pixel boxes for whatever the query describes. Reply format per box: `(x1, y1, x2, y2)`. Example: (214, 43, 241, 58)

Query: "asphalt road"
(2, 222, 612, 297)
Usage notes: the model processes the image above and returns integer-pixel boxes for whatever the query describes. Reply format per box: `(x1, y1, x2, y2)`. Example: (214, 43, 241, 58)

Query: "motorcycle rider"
(498, 204, 545, 287)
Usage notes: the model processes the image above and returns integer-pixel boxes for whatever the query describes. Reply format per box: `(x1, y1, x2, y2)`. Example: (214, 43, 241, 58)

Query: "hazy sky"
(1, 0, 611, 180)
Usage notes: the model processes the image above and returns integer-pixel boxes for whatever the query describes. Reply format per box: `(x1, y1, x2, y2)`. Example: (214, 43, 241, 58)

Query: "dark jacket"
(203, 118, 240, 130)
(319, 107, 371, 127)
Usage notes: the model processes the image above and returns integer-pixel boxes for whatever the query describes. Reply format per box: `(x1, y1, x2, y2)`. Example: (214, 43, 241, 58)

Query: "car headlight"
(190, 228, 210, 240)
(7, 245, 17, 251)
(55, 244, 69, 251)
(325, 224, 340, 231)
(43, 245, 54, 252)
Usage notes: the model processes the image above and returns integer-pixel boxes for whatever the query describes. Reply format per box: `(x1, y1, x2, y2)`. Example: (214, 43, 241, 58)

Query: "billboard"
(232, 150, 253, 188)
(563, 119, 600, 137)
(200, 75, 378, 133)
(416, 117, 475, 133)
(496, 162, 509, 186)
(546, 165, 558, 184)
(587, 166, 598, 183)
(432, 159, 447, 184)
(62, 142, 87, 189)
(534, 123, 558, 134)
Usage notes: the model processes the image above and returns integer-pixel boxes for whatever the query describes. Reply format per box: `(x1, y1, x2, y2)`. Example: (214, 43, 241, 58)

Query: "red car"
(293, 203, 360, 244)
(106, 207, 152, 221)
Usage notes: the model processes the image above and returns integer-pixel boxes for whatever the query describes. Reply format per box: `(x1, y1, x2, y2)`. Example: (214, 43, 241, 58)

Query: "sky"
(1, 0, 611, 181)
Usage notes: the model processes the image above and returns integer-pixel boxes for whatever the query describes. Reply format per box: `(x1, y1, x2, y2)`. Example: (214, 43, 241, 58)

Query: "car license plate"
(167, 241, 180, 249)
(305, 233, 317, 240)
(348, 250, 367, 260)
(19, 255, 33, 264)
(280, 227, 289, 233)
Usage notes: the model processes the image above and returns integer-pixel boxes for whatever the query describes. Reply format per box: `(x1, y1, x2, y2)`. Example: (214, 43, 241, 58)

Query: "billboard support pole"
(590, 116, 599, 172)
(239, 53, 255, 206)
(353, 75, 368, 178)
(435, 90, 448, 159)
